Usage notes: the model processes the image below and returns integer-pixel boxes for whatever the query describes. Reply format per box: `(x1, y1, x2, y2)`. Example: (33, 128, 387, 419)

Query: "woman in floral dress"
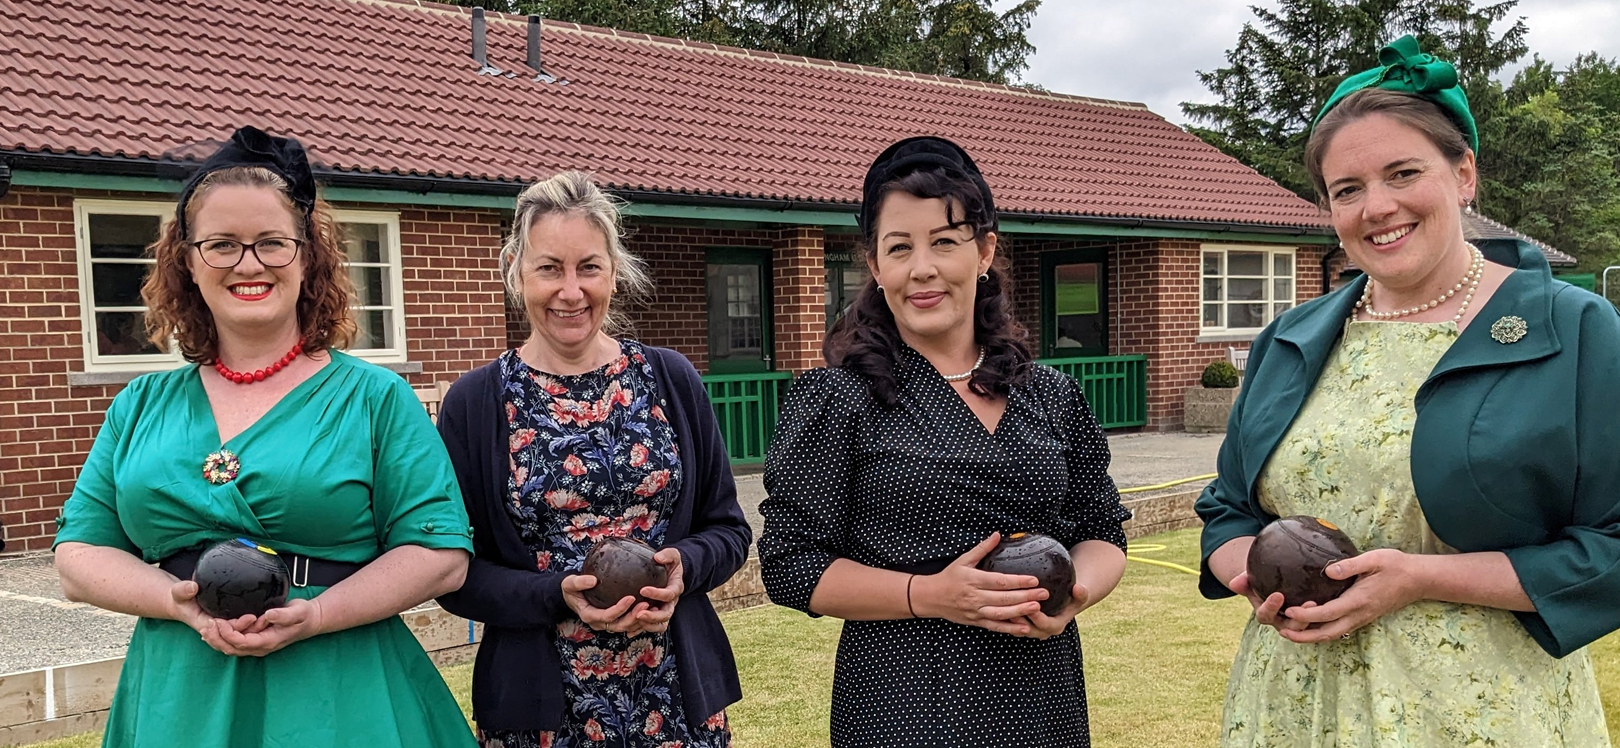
(437, 172, 751, 747)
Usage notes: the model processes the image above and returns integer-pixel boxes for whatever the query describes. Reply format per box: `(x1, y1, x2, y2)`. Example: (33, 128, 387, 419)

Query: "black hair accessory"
(174, 126, 317, 240)
(858, 136, 996, 235)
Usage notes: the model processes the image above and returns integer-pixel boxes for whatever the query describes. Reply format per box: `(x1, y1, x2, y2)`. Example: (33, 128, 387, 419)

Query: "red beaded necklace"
(214, 337, 305, 385)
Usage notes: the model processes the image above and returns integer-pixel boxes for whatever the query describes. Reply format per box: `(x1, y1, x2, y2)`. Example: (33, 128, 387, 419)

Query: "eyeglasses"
(189, 238, 304, 269)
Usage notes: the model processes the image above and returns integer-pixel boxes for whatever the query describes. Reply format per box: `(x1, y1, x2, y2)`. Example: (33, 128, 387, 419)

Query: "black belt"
(159, 547, 367, 589)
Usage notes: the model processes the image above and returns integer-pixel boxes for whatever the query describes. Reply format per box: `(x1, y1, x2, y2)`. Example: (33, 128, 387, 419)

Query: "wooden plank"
(0, 670, 45, 728)
(0, 710, 108, 748)
(52, 658, 122, 717)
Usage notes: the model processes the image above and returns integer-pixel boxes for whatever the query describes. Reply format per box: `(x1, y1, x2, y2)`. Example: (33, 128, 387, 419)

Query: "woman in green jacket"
(1197, 36, 1620, 747)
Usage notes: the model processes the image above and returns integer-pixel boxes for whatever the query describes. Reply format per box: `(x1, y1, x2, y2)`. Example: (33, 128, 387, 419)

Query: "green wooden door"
(706, 248, 773, 374)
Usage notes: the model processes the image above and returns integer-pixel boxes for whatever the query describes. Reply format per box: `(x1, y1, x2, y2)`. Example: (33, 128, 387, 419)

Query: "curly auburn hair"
(823, 167, 1033, 408)
(140, 166, 356, 363)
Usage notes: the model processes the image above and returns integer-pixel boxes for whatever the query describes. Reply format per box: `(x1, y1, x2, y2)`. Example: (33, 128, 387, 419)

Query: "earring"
(876, 284, 884, 291)
(979, 272, 990, 283)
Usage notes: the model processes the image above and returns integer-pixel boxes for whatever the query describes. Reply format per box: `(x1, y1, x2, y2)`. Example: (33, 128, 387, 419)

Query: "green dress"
(54, 351, 478, 748)
(1221, 320, 1609, 747)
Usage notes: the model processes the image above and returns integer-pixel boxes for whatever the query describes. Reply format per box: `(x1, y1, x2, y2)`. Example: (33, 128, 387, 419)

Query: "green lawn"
(25, 527, 1620, 747)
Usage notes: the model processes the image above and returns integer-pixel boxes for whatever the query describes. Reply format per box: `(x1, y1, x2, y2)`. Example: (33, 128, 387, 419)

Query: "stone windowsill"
(1196, 331, 1259, 345)
(67, 360, 424, 387)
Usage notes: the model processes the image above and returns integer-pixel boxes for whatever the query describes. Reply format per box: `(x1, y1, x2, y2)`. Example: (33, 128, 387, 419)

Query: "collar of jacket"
(1239, 239, 1562, 498)
(1274, 239, 1561, 382)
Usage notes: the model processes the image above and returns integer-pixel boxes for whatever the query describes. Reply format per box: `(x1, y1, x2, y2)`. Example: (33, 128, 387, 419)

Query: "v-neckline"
(192, 353, 341, 449)
(948, 381, 1009, 437)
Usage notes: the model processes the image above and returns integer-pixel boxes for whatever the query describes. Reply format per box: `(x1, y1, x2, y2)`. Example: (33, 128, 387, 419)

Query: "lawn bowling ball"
(581, 538, 669, 609)
(976, 532, 1075, 617)
(1246, 516, 1360, 609)
(193, 538, 290, 619)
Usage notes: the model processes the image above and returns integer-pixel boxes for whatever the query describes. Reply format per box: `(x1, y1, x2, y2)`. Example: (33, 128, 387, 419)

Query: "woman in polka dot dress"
(759, 136, 1130, 748)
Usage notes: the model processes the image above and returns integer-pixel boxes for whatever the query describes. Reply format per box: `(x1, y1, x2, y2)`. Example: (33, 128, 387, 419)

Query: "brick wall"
(0, 188, 508, 552)
(771, 227, 826, 374)
(0, 187, 107, 551)
(396, 207, 508, 387)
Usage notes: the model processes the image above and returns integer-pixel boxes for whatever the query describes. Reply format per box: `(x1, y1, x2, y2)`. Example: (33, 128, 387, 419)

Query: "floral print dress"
(1220, 320, 1609, 747)
(480, 341, 731, 748)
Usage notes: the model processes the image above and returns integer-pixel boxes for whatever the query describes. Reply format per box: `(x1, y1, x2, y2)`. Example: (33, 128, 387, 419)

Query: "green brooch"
(1490, 316, 1528, 344)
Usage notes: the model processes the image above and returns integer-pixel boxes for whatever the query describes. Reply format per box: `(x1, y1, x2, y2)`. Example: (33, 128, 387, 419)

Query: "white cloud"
(1013, 0, 1620, 126)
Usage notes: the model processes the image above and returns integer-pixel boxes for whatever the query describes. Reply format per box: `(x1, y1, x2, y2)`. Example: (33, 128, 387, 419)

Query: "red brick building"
(0, 0, 1336, 551)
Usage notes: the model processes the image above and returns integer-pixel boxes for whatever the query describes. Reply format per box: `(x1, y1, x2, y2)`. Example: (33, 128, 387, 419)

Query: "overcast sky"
(1013, 0, 1620, 125)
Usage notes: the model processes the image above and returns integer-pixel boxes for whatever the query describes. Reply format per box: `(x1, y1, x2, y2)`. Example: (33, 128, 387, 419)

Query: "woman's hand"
(1020, 582, 1092, 640)
(206, 598, 329, 657)
(1226, 571, 1313, 634)
(562, 574, 651, 634)
(628, 548, 685, 636)
(911, 533, 1046, 636)
(1276, 548, 1425, 644)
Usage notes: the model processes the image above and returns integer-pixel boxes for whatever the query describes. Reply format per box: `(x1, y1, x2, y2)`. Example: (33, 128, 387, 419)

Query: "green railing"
(703, 371, 794, 464)
(1035, 355, 1149, 429)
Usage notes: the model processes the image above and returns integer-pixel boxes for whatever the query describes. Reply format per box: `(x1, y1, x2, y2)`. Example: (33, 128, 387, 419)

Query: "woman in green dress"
(52, 127, 478, 748)
(1197, 37, 1620, 746)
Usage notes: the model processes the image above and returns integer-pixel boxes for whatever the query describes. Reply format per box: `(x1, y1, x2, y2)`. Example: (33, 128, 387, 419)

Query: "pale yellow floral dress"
(1221, 320, 1609, 747)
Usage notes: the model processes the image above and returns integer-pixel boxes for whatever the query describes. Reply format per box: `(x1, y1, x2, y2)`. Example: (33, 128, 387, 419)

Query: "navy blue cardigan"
(435, 345, 751, 731)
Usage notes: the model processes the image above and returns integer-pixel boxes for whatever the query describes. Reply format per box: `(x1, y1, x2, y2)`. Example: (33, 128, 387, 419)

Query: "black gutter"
(5, 149, 1334, 238)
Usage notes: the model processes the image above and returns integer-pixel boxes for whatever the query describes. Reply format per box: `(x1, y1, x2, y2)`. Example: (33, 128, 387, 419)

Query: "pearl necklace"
(1355, 245, 1485, 323)
(940, 347, 986, 382)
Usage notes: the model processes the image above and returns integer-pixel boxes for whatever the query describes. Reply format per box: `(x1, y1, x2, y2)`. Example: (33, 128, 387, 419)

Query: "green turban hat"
(1313, 35, 1478, 154)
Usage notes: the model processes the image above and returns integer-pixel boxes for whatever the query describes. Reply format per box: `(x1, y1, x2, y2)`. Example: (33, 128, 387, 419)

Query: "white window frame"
(72, 200, 409, 371)
(74, 199, 181, 373)
(1200, 244, 1297, 334)
(333, 209, 408, 364)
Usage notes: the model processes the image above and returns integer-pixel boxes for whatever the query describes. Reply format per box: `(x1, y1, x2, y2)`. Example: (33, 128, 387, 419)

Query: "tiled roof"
(1462, 212, 1577, 266)
(0, 0, 1330, 229)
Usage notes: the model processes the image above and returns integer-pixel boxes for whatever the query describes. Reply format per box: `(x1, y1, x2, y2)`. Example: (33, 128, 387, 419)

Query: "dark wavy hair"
(824, 168, 1033, 407)
(141, 166, 356, 363)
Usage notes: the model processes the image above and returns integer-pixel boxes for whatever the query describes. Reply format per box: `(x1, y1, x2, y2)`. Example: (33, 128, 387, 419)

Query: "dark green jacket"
(1196, 241, 1620, 657)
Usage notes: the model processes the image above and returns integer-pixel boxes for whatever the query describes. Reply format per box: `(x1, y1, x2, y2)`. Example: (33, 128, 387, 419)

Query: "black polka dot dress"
(759, 347, 1129, 748)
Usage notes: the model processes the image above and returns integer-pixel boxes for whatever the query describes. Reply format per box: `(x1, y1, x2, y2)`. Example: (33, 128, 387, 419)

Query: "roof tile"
(2, 0, 1329, 228)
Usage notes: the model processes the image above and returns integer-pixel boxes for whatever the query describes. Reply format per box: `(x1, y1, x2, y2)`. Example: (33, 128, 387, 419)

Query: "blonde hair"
(500, 171, 651, 336)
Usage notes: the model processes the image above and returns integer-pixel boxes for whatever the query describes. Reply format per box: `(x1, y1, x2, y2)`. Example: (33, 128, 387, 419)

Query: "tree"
(1183, 0, 1528, 199)
(1478, 55, 1620, 274)
(437, 0, 1040, 85)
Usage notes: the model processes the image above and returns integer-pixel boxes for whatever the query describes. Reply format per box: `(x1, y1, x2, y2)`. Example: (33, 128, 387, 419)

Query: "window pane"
(1273, 278, 1293, 303)
(349, 266, 388, 307)
(1202, 278, 1223, 302)
(1203, 304, 1222, 327)
(1202, 252, 1221, 276)
(91, 263, 151, 307)
(1274, 302, 1291, 319)
(88, 214, 161, 259)
(1229, 278, 1265, 301)
(94, 311, 161, 356)
(342, 223, 385, 263)
(1228, 251, 1266, 276)
(1273, 253, 1294, 277)
(352, 309, 392, 350)
(707, 264, 763, 360)
(1229, 303, 1266, 329)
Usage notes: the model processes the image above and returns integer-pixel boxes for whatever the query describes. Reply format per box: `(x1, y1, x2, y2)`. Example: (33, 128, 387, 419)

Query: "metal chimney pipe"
(471, 7, 488, 66)
(526, 15, 542, 72)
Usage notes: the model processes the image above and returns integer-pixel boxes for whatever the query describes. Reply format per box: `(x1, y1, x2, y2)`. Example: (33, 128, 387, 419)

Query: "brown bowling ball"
(1246, 516, 1361, 609)
(976, 532, 1075, 617)
(581, 537, 669, 609)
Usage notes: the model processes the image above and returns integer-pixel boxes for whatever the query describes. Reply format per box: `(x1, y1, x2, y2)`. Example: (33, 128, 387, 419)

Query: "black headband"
(174, 126, 317, 239)
(858, 136, 996, 235)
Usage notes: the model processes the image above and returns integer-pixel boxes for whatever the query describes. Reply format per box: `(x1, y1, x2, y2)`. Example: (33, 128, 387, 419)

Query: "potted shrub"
(1184, 360, 1240, 433)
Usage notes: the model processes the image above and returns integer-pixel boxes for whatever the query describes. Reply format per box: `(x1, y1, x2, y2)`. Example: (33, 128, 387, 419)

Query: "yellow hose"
(1123, 542, 1201, 576)
(1118, 473, 1217, 495)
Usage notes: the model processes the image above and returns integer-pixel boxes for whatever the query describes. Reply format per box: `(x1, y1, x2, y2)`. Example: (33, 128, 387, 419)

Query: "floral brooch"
(203, 449, 241, 485)
(1490, 316, 1528, 344)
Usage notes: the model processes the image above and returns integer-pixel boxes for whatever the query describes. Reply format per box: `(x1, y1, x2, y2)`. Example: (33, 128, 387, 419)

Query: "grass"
(25, 527, 1620, 747)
